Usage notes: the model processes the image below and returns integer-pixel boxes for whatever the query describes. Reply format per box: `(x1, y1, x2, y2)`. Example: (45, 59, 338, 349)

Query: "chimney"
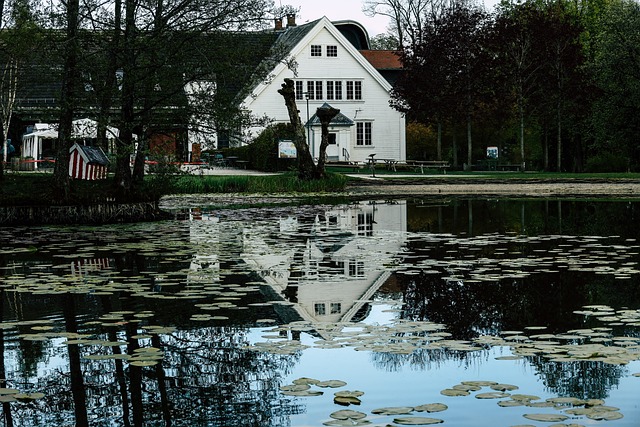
(286, 14, 296, 27)
(275, 17, 283, 31)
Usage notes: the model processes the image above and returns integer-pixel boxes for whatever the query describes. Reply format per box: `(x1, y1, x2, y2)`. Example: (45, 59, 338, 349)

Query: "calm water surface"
(1, 198, 639, 426)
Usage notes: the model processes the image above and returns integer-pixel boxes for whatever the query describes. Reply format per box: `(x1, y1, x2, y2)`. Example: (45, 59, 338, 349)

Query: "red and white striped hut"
(68, 142, 110, 180)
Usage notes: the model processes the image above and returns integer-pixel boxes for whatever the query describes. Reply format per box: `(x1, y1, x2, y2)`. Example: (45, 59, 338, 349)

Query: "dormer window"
(327, 45, 337, 57)
(311, 45, 322, 57)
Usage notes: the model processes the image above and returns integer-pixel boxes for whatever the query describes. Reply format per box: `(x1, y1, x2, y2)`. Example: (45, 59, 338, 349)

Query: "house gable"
(236, 16, 406, 163)
(243, 17, 392, 106)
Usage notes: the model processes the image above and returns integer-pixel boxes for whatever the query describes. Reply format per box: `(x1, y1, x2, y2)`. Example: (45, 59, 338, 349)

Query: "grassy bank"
(0, 172, 349, 207)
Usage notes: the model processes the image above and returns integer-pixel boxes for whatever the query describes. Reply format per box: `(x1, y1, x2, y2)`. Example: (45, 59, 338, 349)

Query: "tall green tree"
(52, 0, 80, 199)
(587, 0, 640, 170)
(392, 2, 492, 167)
(0, 0, 40, 180)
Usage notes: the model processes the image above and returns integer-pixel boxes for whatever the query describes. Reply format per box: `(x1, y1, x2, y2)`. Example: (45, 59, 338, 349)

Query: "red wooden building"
(68, 142, 110, 180)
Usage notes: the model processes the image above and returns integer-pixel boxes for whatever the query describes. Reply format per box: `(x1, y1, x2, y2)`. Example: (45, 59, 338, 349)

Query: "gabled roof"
(359, 50, 402, 70)
(243, 17, 393, 106)
(306, 103, 354, 127)
(70, 143, 110, 165)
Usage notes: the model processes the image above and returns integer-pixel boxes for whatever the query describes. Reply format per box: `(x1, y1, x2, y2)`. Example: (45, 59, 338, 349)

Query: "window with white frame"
(354, 81, 362, 100)
(311, 45, 322, 56)
(314, 303, 326, 315)
(306, 81, 315, 99)
(327, 45, 337, 57)
(294, 80, 357, 101)
(356, 122, 372, 146)
(346, 80, 362, 100)
(357, 212, 374, 236)
(327, 81, 334, 100)
(295, 81, 304, 100)
(330, 303, 341, 314)
(335, 81, 343, 99)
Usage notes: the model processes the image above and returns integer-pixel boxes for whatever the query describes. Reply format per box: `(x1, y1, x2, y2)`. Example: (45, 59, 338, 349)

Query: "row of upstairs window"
(295, 80, 363, 101)
(311, 44, 338, 57)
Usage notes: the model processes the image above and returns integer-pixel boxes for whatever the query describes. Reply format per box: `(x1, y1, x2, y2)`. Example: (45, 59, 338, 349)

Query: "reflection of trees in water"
(383, 257, 640, 400)
(526, 357, 627, 400)
(2, 286, 301, 427)
(370, 346, 486, 372)
(3, 323, 302, 426)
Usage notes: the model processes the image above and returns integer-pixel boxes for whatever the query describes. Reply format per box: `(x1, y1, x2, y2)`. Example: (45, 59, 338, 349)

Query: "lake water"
(1, 198, 639, 426)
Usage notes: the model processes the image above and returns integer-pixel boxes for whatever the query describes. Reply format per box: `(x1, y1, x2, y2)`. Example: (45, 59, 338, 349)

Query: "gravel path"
(346, 177, 640, 198)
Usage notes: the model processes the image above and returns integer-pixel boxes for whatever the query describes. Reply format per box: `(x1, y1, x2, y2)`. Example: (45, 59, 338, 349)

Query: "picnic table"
(408, 160, 450, 174)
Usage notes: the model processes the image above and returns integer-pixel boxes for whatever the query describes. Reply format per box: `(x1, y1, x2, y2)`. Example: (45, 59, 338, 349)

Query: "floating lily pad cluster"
(1, 308, 179, 373)
(280, 377, 449, 426)
(250, 318, 485, 355)
(469, 308, 640, 365)
(402, 234, 640, 284)
(439, 379, 624, 424)
(0, 388, 45, 403)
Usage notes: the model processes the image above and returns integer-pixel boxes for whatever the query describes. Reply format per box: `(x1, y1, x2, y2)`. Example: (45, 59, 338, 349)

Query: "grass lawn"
(0, 171, 349, 207)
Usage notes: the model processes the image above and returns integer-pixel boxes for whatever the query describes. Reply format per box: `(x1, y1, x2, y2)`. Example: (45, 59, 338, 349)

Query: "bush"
(585, 152, 629, 173)
(239, 123, 297, 172)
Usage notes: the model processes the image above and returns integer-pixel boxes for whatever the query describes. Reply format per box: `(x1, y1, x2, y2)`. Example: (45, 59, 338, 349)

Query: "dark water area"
(1, 198, 639, 426)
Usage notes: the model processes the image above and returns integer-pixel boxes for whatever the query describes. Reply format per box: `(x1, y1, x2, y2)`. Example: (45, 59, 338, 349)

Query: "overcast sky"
(283, 0, 499, 37)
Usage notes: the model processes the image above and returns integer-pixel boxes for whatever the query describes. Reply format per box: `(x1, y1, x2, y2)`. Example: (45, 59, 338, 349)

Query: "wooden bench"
(408, 160, 451, 174)
(495, 164, 522, 171)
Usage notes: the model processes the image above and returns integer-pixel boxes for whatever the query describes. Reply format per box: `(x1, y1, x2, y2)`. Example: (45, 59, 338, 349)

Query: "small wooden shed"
(68, 143, 110, 180)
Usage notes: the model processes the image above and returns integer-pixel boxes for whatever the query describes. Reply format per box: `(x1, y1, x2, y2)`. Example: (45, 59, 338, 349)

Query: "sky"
(284, 0, 499, 37)
(284, 0, 391, 36)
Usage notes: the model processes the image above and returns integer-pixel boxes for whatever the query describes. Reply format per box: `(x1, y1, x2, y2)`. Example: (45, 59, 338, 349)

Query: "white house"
(238, 17, 406, 164)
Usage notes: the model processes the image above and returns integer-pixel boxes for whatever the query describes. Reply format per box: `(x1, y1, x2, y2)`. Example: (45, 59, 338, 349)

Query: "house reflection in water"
(241, 200, 407, 325)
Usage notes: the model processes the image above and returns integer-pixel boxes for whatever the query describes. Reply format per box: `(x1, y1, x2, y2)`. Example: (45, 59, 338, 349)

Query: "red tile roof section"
(359, 50, 403, 70)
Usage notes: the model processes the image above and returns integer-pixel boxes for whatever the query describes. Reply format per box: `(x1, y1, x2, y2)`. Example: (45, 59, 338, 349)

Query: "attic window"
(327, 45, 337, 57)
(311, 45, 322, 57)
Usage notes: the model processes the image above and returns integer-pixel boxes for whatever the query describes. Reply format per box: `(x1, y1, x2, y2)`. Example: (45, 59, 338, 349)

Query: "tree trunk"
(96, 0, 122, 153)
(133, 0, 163, 185)
(316, 104, 339, 179)
(452, 131, 458, 168)
(557, 101, 562, 172)
(519, 89, 525, 171)
(436, 120, 442, 161)
(114, 0, 136, 194)
(466, 114, 472, 171)
(278, 79, 318, 180)
(53, 0, 81, 200)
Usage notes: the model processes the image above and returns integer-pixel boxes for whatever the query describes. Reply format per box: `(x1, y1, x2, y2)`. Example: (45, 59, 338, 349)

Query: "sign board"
(486, 146, 498, 159)
(278, 140, 297, 159)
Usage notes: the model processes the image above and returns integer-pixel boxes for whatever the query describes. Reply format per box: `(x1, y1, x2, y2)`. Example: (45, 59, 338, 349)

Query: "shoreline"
(345, 179, 640, 198)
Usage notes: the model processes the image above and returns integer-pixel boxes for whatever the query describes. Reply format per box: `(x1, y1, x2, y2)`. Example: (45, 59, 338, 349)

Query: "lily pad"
(476, 392, 510, 399)
(280, 384, 310, 392)
(393, 416, 444, 425)
(371, 406, 414, 415)
(330, 409, 367, 420)
(323, 420, 371, 426)
(281, 390, 324, 397)
(334, 396, 361, 405)
(414, 403, 447, 413)
(490, 383, 519, 391)
(13, 392, 45, 401)
(293, 377, 320, 385)
(440, 388, 469, 397)
(587, 412, 623, 421)
(317, 380, 347, 388)
(334, 390, 364, 398)
(523, 413, 569, 422)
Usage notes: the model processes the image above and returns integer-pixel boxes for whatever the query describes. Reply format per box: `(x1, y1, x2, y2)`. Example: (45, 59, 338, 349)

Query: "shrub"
(243, 123, 297, 172)
(585, 152, 629, 173)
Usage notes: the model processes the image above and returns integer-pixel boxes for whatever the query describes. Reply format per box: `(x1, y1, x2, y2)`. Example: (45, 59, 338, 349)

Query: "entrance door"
(326, 133, 339, 161)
